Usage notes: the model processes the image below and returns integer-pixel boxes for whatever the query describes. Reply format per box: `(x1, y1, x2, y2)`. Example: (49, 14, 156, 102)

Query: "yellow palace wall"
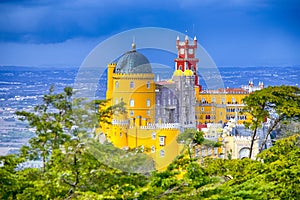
(196, 93, 252, 124)
(112, 73, 156, 123)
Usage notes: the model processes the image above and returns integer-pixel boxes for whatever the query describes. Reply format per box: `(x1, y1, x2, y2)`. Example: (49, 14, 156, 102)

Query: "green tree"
(176, 129, 204, 160)
(243, 85, 300, 158)
(0, 86, 152, 199)
(199, 134, 300, 199)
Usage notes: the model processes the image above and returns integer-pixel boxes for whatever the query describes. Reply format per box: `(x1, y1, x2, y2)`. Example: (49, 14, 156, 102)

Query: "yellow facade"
(106, 63, 155, 122)
(112, 73, 156, 123)
(195, 91, 252, 125)
(100, 42, 261, 170)
(101, 61, 181, 170)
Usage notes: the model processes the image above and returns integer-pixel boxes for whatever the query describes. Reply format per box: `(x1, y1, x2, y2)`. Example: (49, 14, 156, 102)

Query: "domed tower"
(107, 42, 155, 125)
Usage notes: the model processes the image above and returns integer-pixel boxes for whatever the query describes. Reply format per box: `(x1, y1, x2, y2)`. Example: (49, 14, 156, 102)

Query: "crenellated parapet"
(129, 123, 180, 130)
(112, 119, 130, 126)
(155, 123, 180, 129)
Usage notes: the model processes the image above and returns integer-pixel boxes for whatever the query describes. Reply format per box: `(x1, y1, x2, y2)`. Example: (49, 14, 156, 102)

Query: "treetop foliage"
(0, 86, 299, 199)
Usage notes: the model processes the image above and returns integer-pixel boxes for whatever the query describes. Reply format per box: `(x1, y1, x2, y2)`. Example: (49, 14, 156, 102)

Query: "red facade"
(174, 36, 199, 86)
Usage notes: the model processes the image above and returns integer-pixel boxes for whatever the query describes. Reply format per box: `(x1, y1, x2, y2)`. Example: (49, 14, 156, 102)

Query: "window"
(212, 107, 215, 111)
(212, 97, 216, 103)
(222, 98, 225, 104)
(115, 81, 119, 89)
(151, 145, 155, 153)
(214, 148, 218, 155)
(115, 99, 118, 105)
(146, 99, 150, 107)
(202, 149, 206, 157)
(130, 81, 134, 89)
(232, 97, 236, 104)
(220, 112, 222, 116)
(130, 99, 134, 107)
(147, 110, 150, 116)
(188, 49, 193, 54)
(130, 110, 134, 116)
(157, 99, 160, 105)
(180, 48, 184, 54)
(195, 148, 199, 158)
(152, 132, 156, 140)
(160, 149, 165, 157)
(147, 81, 151, 89)
(201, 107, 204, 111)
(208, 148, 212, 156)
(159, 136, 165, 146)
(202, 98, 206, 103)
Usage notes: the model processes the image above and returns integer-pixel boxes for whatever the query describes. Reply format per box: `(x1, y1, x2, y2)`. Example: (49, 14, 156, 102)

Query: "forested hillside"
(1, 86, 299, 200)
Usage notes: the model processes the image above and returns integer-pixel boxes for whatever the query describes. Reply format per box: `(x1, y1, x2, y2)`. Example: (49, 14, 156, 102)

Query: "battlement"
(233, 135, 252, 141)
(200, 88, 249, 94)
(129, 123, 180, 130)
(112, 119, 130, 126)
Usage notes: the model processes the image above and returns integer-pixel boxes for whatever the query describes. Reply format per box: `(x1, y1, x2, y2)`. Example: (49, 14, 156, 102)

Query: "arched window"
(130, 99, 134, 107)
(147, 81, 151, 89)
(130, 110, 134, 116)
(151, 145, 155, 153)
(146, 99, 151, 107)
(222, 98, 225, 104)
(115, 81, 119, 89)
(232, 97, 236, 104)
(130, 81, 134, 89)
(160, 149, 165, 157)
(152, 132, 156, 140)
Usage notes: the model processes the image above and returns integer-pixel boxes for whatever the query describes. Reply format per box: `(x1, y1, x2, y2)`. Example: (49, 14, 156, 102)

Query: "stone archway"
(239, 147, 250, 159)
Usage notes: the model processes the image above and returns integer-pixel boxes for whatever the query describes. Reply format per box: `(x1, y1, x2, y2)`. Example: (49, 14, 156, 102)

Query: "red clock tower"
(174, 35, 199, 87)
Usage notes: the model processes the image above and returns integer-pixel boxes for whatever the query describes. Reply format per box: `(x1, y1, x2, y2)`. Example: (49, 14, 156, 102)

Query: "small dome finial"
(132, 42, 136, 50)
(132, 36, 136, 51)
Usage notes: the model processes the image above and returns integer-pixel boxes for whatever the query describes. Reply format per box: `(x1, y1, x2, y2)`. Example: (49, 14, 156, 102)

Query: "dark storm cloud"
(0, 0, 299, 43)
(0, 0, 299, 66)
(0, 0, 180, 43)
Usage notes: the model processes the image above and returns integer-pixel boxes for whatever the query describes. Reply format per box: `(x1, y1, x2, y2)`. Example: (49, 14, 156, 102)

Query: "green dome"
(114, 49, 152, 74)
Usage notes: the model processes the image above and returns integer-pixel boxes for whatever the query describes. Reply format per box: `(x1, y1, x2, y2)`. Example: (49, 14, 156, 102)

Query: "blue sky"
(0, 0, 300, 67)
